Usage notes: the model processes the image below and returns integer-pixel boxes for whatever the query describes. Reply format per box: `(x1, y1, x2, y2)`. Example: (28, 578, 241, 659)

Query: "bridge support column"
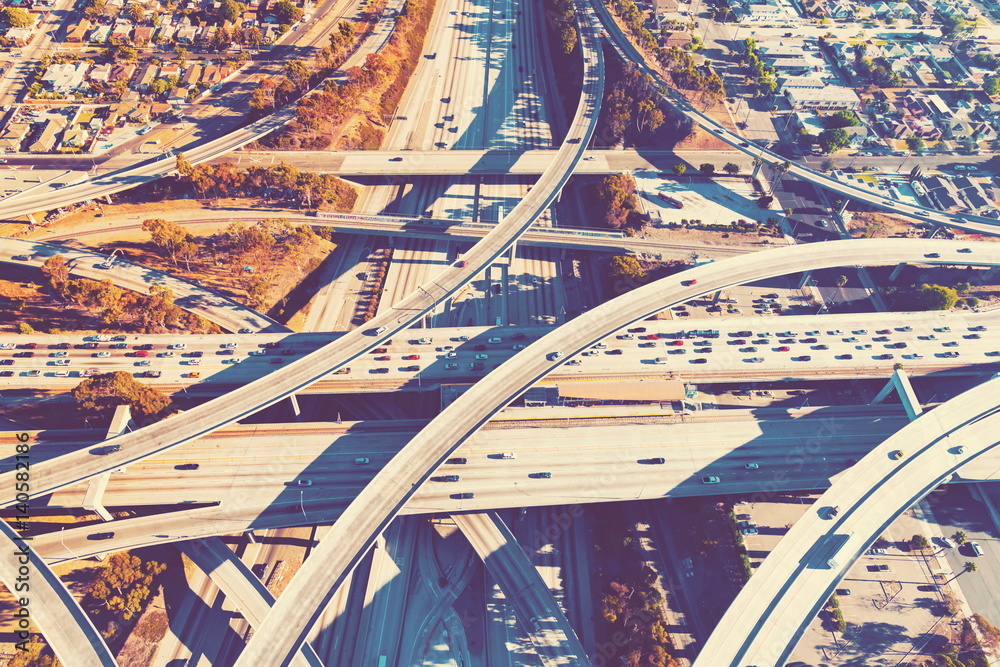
(889, 262, 907, 281)
(711, 290, 723, 305)
(289, 394, 301, 420)
(928, 225, 943, 239)
(83, 405, 133, 522)
(870, 368, 923, 421)
(751, 161, 763, 179)
(796, 270, 813, 289)
(836, 198, 849, 215)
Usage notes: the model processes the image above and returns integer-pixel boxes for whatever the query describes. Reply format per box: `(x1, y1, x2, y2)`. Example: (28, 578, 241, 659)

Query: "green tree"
(142, 218, 195, 264)
(607, 255, 647, 282)
(821, 158, 838, 172)
(954, 281, 971, 294)
(699, 163, 715, 175)
(757, 194, 773, 208)
(272, 0, 303, 24)
(911, 534, 930, 550)
(72, 371, 172, 421)
(822, 109, 861, 129)
(837, 275, 849, 287)
(41, 254, 70, 290)
(219, 0, 245, 22)
(1, 7, 34, 28)
(954, 530, 968, 545)
(985, 76, 1000, 96)
(18, 322, 35, 335)
(916, 283, 959, 310)
(965, 561, 978, 574)
(723, 162, 740, 175)
(906, 136, 926, 151)
(125, 2, 143, 23)
(672, 163, 687, 176)
(817, 128, 850, 153)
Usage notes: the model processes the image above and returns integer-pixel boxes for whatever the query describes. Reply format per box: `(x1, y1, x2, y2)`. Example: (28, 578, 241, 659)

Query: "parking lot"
(631, 169, 780, 228)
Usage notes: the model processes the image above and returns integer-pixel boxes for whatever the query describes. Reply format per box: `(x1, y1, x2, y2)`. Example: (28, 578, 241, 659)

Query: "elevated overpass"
(693, 375, 1000, 667)
(222, 237, 1000, 667)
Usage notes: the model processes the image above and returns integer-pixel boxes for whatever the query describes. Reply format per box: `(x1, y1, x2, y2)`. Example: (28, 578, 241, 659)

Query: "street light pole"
(60, 526, 82, 560)
(299, 490, 305, 519)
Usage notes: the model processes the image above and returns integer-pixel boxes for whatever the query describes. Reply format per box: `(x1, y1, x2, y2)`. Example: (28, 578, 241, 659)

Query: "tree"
(125, 2, 143, 23)
(247, 26, 264, 49)
(607, 255, 647, 282)
(954, 281, 971, 294)
(837, 275, 849, 287)
(272, 0, 303, 24)
(906, 136, 926, 152)
(964, 561, 978, 574)
(817, 128, 850, 154)
(72, 371, 172, 421)
(672, 163, 687, 176)
(941, 14, 975, 39)
(822, 109, 861, 129)
(142, 218, 195, 264)
(916, 283, 959, 310)
(723, 162, 740, 175)
(954, 530, 968, 545)
(911, 534, 930, 550)
(821, 158, 838, 172)
(1, 7, 34, 28)
(985, 76, 1000, 96)
(219, 0, 245, 22)
(18, 322, 35, 335)
(757, 194, 773, 208)
(41, 254, 70, 290)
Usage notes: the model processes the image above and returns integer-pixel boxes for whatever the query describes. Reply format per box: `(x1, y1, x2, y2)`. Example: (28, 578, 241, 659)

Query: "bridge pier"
(836, 198, 849, 216)
(870, 368, 923, 421)
(889, 262, 907, 281)
(751, 161, 763, 179)
(83, 405, 133, 522)
(796, 270, 813, 289)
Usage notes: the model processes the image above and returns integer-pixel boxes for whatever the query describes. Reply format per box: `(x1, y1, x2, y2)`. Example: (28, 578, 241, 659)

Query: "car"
(23, 370, 39, 377)
(223, 342, 238, 348)
(607, 349, 623, 355)
(0, 343, 13, 350)
(683, 279, 697, 286)
(15, 351, 34, 358)
(403, 354, 420, 360)
(777, 346, 790, 352)
(51, 351, 68, 357)
(529, 472, 553, 479)
(941, 351, 960, 358)
(970, 542, 983, 556)
(969, 325, 987, 332)
(238, 328, 253, 334)
(548, 351, 564, 361)
(81, 342, 99, 349)
(88, 532, 115, 540)
(369, 327, 388, 336)
(189, 350, 204, 357)
(852, 330, 868, 335)
(389, 156, 403, 162)
(374, 355, 391, 361)
(220, 349, 235, 356)
(876, 353, 894, 360)
(873, 336, 890, 342)
(892, 342, 908, 348)
(942, 341, 959, 347)
(56, 342, 71, 349)
(456, 260, 468, 268)
(135, 360, 151, 366)
(812, 344, 828, 350)
(702, 475, 720, 484)
(475, 353, 488, 360)
(452, 492, 475, 500)
(11, 255, 30, 261)
(0, 371, 12, 377)
(617, 334, 635, 340)
(629, 327, 647, 333)
(169, 343, 186, 350)
(740, 346, 758, 353)
(691, 358, 708, 364)
(434, 475, 461, 482)
(566, 359, 582, 366)
(669, 340, 684, 346)
(470, 362, 485, 371)
(643, 457, 666, 465)
(857, 344, 873, 350)
(371, 367, 389, 374)
(159, 352, 175, 358)
(890, 450, 904, 460)
(94, 351, 111, 358)
(188, 372, 201, 378)
(175, 463, 200, 470)
(745, 463, 760, 470)
(747, 357, 764, 363)
(488, 337, 503, 344)
(965, 334, 981, 340)
(835, 354, 853, 360)
(796, 355, 812, 361)
(0, 359, 12, 365)
(741, 527, 758, 535)
(934, 327, 952, 333)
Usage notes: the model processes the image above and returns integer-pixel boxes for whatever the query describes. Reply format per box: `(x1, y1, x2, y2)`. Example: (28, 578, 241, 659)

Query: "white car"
(0, 343, 14, 349)
(159, 352, 175, 358)
(223, 342, 238, 348)
(169, 343, 187, 350)
(53, 359, 71, 366)
(94, 351, 111, 358)
(185, 359, 201, 366)
(248, 349, 265, 356)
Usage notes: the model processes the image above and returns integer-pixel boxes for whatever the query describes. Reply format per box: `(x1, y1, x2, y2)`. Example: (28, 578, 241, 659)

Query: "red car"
(669, 340, 684, 346)
(456, 260, 468, 268)
(375, 355, 391, 361)
(372, 348, 388, 354)
(777, 346, 790, 352)
(135, 350, 149, 357)
(684, 279, 698, 286)
(403, 354, 420, 360)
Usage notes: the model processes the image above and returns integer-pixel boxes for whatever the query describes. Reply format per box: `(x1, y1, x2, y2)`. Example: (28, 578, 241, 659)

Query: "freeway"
(0, 519, 116, 667)
(692, 375, 1000, 667)
(209, 148, 755, 175)
(453, 512, 590, 666)
(31, 407, 909, 510)
(591, 2, 1000, 238)
(0, 0, 606, 510)
(22, 405, 935, 554)
(0, 238, 287, 334)
(5, 308, 999, 392)
(231, 237, 1000, 667)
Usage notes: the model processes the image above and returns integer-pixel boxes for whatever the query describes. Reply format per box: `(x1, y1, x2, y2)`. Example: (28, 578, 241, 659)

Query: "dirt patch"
(673, 103, 737, 151)
(640, 224, 778, 248)
(115, 588, 169, 667)
(846, 211, 921, 238)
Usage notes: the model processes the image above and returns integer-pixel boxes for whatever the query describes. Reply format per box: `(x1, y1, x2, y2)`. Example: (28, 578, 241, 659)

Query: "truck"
(657, 192, 684, 208)
(653, 357, 668, 364)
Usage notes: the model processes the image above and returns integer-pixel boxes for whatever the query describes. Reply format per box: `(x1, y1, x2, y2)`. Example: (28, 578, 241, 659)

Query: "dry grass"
(115, 588, 169, 667)
(846, 211, 920, 238)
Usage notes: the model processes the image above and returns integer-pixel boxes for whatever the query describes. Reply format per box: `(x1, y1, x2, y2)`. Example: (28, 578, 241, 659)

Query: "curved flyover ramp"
(0, 238, 286, 333)
(0, 519, 118, 667)
(591, 0, 1000, 237)
(232, 236, 1000, 667)
(692, 375, 1000, 667)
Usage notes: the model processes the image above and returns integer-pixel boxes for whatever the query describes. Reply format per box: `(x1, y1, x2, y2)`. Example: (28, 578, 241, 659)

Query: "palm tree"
(837, 275, 849, 287)
(953, 530, 967, 545)
(964, 561, 978, 574)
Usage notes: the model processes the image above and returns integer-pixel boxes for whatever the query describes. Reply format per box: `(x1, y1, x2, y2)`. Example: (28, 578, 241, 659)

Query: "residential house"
(167, 87, 189, 103)
(132, 26, 153, 45)
(654, 0, 679, 13)
(60, 127, 90, 149)
(89, 24, 112, 43)
(827, 0, 855, 17)
(4, 27, 34, 46)
(28, 118, 65, 153)
(181, 63, 203, 87)
(660, 31, 692, 48)
(923, 175, 963, 210)
(134, 63, 159, 91)
(911, 0, 936, 18)
(869, 1, 893, 16)
(779, 75, 827, 91)
(110, 20, 132, 42)
(786, 85, 862, 110)
(889, 1, 917, 18)
(40, 62, 90, 95)
(802, 0, 825, 16)
(176, 25, 199, 43)
(200, 25, 218, 47)
(155, 24, 175, 42)
(89, 63, 112, 86)
(110, 62, 136, 86)
(159, 63, 182, 80)
(925, 44, 952, 62)
(738, 0, 786, 22)
(0, 123, 30, 153)
(66, 19, 91, 43)
(841, 125, 869, 146)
